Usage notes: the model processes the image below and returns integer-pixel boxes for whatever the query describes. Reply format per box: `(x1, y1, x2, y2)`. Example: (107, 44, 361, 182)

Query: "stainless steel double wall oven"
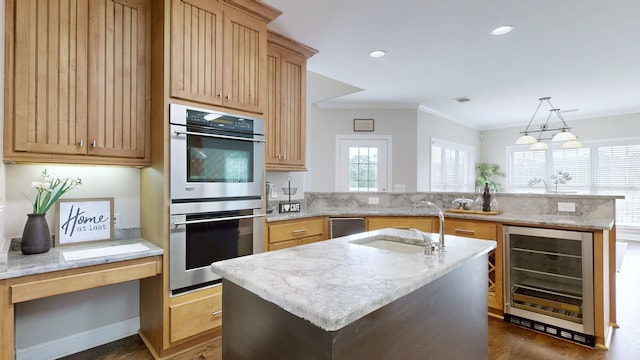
(169, 104, 265, 295)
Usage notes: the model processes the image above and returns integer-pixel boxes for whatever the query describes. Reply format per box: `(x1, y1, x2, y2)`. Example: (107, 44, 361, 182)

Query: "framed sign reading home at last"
(55, 198, 114, 246)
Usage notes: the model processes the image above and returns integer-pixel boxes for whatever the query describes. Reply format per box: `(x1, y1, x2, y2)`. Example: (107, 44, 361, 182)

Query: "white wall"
(480, 112, 640, 171)
(5, 164, 141, 237)
(305, 106, 418, 192)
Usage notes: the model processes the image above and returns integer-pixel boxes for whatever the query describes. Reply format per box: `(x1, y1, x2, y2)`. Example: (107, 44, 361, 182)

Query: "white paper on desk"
(63, 243, 150, 261)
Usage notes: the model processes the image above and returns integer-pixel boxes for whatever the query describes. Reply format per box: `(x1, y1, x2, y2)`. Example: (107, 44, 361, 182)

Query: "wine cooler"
(503, 226, 595, 347)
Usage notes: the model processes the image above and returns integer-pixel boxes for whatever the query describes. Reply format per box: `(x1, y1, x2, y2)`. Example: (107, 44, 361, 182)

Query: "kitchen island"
(211, 228, 496, 359)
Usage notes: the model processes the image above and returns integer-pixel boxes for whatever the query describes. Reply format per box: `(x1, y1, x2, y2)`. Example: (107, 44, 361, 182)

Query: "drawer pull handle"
(292, 228, 309, 234)
(211, 310, 222, 317)
(454, 229, 476, 235)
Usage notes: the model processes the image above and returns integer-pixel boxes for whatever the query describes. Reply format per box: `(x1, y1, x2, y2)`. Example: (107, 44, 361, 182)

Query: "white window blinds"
(430, 138, 475, 192)
(507, 137, 640, 227)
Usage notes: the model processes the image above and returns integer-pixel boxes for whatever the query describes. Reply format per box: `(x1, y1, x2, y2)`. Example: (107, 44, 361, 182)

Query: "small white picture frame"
(353, 118, 374, 132)
(55, 198, 114, 246)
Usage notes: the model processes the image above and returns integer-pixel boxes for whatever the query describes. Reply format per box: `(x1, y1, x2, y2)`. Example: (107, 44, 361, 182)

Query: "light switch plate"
(368, 197, 379, 205)
(557, 202, 576, 212)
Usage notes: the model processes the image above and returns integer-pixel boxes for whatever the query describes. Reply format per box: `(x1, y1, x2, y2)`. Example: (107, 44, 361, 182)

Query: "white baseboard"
(15, 317, 140, 360)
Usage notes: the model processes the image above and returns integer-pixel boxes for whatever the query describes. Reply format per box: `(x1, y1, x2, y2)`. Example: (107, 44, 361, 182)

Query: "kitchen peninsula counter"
(212, 228, 496, 359)
(266, 207, 615, 231)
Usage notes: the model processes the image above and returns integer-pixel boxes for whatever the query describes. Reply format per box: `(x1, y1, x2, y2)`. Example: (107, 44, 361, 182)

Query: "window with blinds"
(507, 137, 640, 227)
(430, 138, 475, 192)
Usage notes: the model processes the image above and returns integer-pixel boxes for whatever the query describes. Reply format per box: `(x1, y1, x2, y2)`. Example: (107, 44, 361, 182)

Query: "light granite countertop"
(0, 238, 163, 280)
(266, 207, 614, 230)
(211, 227, 496, 331)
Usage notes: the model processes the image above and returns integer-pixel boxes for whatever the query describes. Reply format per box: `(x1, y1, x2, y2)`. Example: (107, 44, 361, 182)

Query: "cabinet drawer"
(268, 235, 325, 251)
(444, 219, 497, 240)
(268, 218, 325, 243)
(367, 216, 435, 232)
(169, 286, 222, 343)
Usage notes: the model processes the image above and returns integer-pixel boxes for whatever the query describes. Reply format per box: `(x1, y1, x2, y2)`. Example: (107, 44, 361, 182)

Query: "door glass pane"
(349, 146, 379, 191)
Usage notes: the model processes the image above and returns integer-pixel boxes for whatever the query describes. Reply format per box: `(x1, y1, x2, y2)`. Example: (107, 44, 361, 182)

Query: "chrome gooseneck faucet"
(412, 200, 446, 253)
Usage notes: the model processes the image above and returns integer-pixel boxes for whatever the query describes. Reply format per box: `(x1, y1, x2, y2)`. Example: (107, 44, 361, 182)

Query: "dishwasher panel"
(329, 218, 366, 238)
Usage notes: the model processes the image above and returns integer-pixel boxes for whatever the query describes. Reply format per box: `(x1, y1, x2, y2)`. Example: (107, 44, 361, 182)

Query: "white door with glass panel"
(336, 136, 390, 192)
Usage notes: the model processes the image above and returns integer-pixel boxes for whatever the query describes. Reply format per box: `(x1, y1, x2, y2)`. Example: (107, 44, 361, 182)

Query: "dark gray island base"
(221, 253, 489, 360)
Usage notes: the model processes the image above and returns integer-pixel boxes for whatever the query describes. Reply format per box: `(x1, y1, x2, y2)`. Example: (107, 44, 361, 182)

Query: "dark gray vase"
(21, 214, 51, 255)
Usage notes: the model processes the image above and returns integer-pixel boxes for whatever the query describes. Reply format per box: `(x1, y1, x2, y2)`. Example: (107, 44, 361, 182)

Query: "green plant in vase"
(21, 169, 82, 255)
(475, 163, 505, 192)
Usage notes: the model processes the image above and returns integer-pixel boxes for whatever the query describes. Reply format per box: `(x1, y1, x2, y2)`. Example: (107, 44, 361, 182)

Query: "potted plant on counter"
(475, 163, 505, 192)
(21, 170, 82, 255)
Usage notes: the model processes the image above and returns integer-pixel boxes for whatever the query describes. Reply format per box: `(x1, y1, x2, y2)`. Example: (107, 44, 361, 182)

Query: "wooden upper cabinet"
(3, 0, 150, 165)
(88, 0, 150, 159)
(170, 0, 223, 105)
(8, 0, 89, 156)
(266, 32, 317, 171)
(170, 0, 267, 114)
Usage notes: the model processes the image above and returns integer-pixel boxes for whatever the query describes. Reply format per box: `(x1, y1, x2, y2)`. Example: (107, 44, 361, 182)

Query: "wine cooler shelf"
(512, 286, 583, 324)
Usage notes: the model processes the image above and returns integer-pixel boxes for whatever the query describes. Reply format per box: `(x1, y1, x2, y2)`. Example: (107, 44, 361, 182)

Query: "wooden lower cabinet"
(366, 216, 435, 232)
(267, 217, 328, 251)
(169, 285, 223, 343)
(444, 218, 503, 315)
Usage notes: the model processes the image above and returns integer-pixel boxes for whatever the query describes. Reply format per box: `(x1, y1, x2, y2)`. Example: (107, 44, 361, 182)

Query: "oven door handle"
(173, 213, 266, 227)
(173, 130, 266, 143)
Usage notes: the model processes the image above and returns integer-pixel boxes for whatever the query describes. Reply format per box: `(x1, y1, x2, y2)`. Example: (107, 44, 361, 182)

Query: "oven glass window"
(187, 134, 254, 183)
(185, 210, 254, 270)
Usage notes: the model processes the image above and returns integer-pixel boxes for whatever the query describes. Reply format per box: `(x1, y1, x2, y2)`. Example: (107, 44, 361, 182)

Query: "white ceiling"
(262, 0, 640, 130)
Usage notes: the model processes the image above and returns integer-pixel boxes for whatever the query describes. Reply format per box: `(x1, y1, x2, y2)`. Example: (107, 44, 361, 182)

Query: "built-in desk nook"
(0, 238, 162, 360)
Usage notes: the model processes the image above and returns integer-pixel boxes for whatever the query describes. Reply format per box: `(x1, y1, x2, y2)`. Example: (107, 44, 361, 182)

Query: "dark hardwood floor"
(62, 242, 640, 360)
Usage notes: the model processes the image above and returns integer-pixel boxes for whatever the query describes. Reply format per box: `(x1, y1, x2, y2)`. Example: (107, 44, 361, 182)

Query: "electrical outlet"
(113, 213, 121, 228)
(368, 197, 379, 205)
(557, 202, 576, 212)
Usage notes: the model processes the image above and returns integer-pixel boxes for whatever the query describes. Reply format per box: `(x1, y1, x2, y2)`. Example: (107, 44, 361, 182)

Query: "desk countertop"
(0, 238, 163, 280)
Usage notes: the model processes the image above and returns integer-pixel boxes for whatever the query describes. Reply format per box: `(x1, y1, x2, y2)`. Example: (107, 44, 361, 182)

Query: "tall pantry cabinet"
(139, 1, 281, 358)
(3, 0, 151, 166)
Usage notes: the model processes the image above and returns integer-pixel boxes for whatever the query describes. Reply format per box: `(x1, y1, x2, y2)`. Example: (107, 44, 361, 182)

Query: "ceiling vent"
(455, 96, 471, 103)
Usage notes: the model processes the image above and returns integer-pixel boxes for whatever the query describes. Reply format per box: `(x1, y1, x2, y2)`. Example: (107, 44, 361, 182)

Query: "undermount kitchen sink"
(357, 239, 425, 254)
(350, 233, 428, 254)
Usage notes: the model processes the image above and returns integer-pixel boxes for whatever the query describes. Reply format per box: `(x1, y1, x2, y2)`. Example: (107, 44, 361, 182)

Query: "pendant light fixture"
(515, 97, 582, 150)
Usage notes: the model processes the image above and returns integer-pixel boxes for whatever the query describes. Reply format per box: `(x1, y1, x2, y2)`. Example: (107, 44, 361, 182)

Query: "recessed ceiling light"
(369, 50, 386, 58)
(490, 25, 513, 36)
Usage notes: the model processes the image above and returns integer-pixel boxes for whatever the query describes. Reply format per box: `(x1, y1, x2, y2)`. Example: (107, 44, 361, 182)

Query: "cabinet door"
(88, 0, 149, 158)
(11, 0, 89, 155)
(265, 45, 307, 170)
(278, 50, 306, 167)
(170, 0, 224, 105)
(222, 8, 266, 114)
(265, 48, 281, 165)
(444, 218, 502, 311)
